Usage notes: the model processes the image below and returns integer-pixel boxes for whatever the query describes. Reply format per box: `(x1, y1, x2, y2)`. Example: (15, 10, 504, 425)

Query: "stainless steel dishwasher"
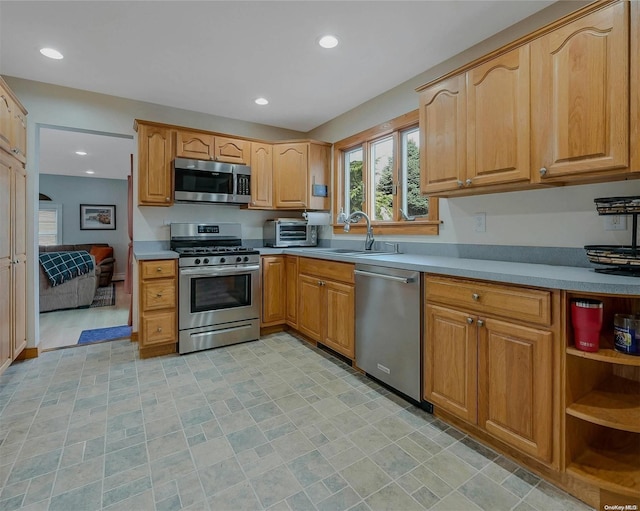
(355, 263, 421, 401)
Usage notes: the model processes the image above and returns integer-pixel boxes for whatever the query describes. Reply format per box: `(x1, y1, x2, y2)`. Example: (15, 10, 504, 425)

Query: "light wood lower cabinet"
(261, 256, 286, 327)
(138, 260, 177, 357)
(425, 275, 558, 465)
(285, 256, 298, 328)
(298, 259, 355, 359)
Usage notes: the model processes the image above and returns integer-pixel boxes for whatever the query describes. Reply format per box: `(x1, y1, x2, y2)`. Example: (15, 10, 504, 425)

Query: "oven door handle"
(180, 265, 260, 277)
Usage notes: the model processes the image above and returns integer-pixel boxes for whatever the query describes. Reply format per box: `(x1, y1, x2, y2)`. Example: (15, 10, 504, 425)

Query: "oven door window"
(190, 275, 251, 312)
(176, 169, 233, 195)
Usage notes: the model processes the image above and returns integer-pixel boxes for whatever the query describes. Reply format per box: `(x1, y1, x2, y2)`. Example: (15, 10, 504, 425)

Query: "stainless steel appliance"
(355, 263, 421, 401)
(171, 223, 260, 354)
(173, 157, 251, 204)
(263, 218, 318, 247)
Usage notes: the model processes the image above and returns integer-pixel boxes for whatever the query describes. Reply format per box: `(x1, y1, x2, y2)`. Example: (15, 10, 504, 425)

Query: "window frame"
(332, 110, 439, 236)
(38, 202, 63, 246)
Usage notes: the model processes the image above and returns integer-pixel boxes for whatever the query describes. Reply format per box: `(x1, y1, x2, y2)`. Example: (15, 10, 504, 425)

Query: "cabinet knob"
(466, 317, 474, 324)
(157, 327, 163, 332)
(477, 320, 485, 327)
(465, 179, 472, 186)
(156, 293, 163, 297)
(12, 148, 19, 154)
(456, 180, 464, 188)
(539, 167, 548, 176)
(472, 293, 480, 301)
(156, 267, 162, 272)
(165, 197, 170, 202)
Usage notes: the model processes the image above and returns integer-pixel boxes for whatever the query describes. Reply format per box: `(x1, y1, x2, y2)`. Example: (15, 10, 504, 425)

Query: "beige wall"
(306, 0, 638, 250)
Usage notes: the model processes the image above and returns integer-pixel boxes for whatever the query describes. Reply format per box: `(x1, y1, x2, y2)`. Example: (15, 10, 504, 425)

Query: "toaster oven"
(263, 219, 318, 247)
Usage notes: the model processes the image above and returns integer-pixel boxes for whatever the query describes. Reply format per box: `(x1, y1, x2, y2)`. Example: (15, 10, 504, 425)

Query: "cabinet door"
(424, 304, 477, 423)
(138, 125, 173, 205)
(419, 74, 466, 194)
(175, 130, 215, 160)
(214, 136, 251, 165)
(141, 279, 176, 311)
(251, 143, 273, 208)
(467, 46, 530, 187)
(140, 311, 176, 347)
(10, 110, 27, 164)
(324, 281, 355, 359)
(0, 261, 11, 374)
(632, 0, 639, 172)
(273, 143, 308, 208)
(298, 274, 322, 341)
(261, 256, 286, 326)
(11, 166, 26, 358)
(307, 143, 330, 211)
(531, 2, 629, 181)
(285, 256, 298, 328)
(0, 156, 10, 261)
(478, 317, 553, 462)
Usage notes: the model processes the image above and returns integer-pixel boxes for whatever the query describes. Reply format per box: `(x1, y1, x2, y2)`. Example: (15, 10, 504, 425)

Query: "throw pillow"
(90, 246, 113, 265)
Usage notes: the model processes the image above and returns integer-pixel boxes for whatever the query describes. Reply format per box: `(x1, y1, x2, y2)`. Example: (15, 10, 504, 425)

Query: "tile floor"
(0, 333, 592, 511)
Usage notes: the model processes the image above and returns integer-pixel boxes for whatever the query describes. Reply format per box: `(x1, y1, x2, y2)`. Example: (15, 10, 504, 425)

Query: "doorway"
(37, 125, 133, 350)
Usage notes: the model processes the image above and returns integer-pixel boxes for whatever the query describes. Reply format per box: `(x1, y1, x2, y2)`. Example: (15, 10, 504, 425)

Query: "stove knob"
(220, 257, 226, 263)
(243, 256, 249, 262)
(203, 258, 209, 264)
(195, 258, 201, 265)
(236, 256, 242, 263)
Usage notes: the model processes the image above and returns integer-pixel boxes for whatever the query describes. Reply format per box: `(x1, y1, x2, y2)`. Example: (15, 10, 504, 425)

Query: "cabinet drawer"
(426, 275, 552, 326)
(299, 258, 354, 284)
(141, 279, 176, 311)
(141, 311, 176, 346)
(141, 260, 176, 279)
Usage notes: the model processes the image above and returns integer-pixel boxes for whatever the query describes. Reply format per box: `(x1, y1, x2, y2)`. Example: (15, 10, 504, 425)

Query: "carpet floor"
(77, 324, 132, 345)
(90, 283, 116, 308)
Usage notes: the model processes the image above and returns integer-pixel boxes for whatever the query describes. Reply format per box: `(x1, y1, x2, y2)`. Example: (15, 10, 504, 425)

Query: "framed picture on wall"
(79, 204, 116, 230)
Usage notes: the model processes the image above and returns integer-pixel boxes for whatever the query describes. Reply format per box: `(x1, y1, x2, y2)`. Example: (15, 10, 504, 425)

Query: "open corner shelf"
(567, 346, 640, 366)
(566, 375, 640, 432)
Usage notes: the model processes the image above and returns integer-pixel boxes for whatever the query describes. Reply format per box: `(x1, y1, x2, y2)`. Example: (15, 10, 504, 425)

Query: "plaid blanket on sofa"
(39, 251, 95, 287)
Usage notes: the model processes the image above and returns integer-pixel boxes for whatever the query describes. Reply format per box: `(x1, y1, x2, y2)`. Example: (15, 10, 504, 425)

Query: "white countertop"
(132, 245, 639, 295)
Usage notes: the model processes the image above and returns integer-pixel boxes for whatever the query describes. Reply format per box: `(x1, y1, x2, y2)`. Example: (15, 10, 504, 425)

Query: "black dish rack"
(584, 196, 640, 276)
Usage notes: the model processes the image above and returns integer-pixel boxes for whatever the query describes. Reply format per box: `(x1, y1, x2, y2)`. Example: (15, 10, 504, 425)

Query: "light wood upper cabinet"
(251, 143, 273, 208)
(0, 80, 27, 164)
(273, 142, 330, 210)
(215, 136, 251, 165)
(175, 131, 251, 165)
(0, 92, 11, 153)
(273, 143, 308, 208)
(531, 1, 629, 182)
(419, 75, 466, 194)
(175, 131, 215, 160)
(467, 46, 530, 188)
(137, 123, 173, 206)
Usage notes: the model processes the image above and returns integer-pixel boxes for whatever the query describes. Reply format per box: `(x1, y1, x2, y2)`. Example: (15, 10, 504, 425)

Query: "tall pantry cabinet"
(0, 76, 27, 375)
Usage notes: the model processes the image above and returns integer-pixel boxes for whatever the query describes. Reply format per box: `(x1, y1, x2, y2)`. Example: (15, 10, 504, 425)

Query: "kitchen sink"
(316, 248, 387, 256)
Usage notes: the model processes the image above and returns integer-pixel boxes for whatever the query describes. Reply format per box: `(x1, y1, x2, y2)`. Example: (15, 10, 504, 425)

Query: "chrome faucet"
(338, 210, 375, 250)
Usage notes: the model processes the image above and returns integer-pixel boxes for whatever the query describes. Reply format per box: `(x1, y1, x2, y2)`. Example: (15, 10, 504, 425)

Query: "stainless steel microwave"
(174, 157, 251, 204)
(263, 219, 318, 247)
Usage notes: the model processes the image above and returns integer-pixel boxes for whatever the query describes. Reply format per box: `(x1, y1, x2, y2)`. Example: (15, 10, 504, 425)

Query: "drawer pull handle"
(156, 293, 163, 297)
(466, 317, 474, 324)
(477, 320, 485, 327)
(472, 293, 480, 301)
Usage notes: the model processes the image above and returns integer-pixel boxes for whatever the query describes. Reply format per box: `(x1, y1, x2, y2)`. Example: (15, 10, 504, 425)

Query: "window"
(38, 202, 62, 246)
(334, 110, 438, 235)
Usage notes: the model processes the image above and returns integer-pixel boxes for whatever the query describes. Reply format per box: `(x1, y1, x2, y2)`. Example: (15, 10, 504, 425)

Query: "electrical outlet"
(473, 212, 486, 233)
(604, 215, 627, 231)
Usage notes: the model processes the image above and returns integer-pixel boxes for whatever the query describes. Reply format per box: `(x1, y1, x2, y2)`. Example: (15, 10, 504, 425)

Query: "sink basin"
(316, 248, 387, 256)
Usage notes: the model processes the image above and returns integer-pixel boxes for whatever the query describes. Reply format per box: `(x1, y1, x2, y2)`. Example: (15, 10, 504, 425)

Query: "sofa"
(39, 243, 115, 287)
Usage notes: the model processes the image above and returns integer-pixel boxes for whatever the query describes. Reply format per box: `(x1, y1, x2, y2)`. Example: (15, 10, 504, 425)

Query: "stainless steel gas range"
(170, 223, 260, 355)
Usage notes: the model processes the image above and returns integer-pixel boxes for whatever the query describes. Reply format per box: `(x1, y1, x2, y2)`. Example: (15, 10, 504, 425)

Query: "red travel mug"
(571, 299, 603, 352)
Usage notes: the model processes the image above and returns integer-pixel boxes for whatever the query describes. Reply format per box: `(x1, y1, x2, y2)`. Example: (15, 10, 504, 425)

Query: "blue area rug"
(77, 325, 131, 345)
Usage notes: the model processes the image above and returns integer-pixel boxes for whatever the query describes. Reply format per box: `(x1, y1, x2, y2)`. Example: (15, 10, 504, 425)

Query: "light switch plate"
(604, 215, 627, 231)
(473, 212, 486, 233)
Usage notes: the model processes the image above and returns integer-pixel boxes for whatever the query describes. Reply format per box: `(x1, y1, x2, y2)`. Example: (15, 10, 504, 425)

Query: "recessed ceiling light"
(40, 48, 64, 60)
(85, 170, 95, 175)
(75, 151, 87, 156)
(318, 35, 339, 49)
(255, 97, 269, 106)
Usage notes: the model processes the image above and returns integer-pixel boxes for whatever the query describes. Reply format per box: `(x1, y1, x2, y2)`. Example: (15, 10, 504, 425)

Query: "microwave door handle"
(180, 265, 260, 277)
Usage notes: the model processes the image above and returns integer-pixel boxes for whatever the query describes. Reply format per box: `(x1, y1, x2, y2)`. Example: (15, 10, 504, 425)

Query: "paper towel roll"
(303, 212, 331, 225)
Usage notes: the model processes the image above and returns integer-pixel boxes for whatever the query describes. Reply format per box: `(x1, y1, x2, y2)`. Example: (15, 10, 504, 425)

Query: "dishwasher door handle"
(354, 269, 416, 284)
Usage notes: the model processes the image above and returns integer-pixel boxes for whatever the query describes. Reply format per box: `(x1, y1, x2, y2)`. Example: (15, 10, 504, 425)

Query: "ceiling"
(39, 128, 133, 180)
(1, 0, 555, 133)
